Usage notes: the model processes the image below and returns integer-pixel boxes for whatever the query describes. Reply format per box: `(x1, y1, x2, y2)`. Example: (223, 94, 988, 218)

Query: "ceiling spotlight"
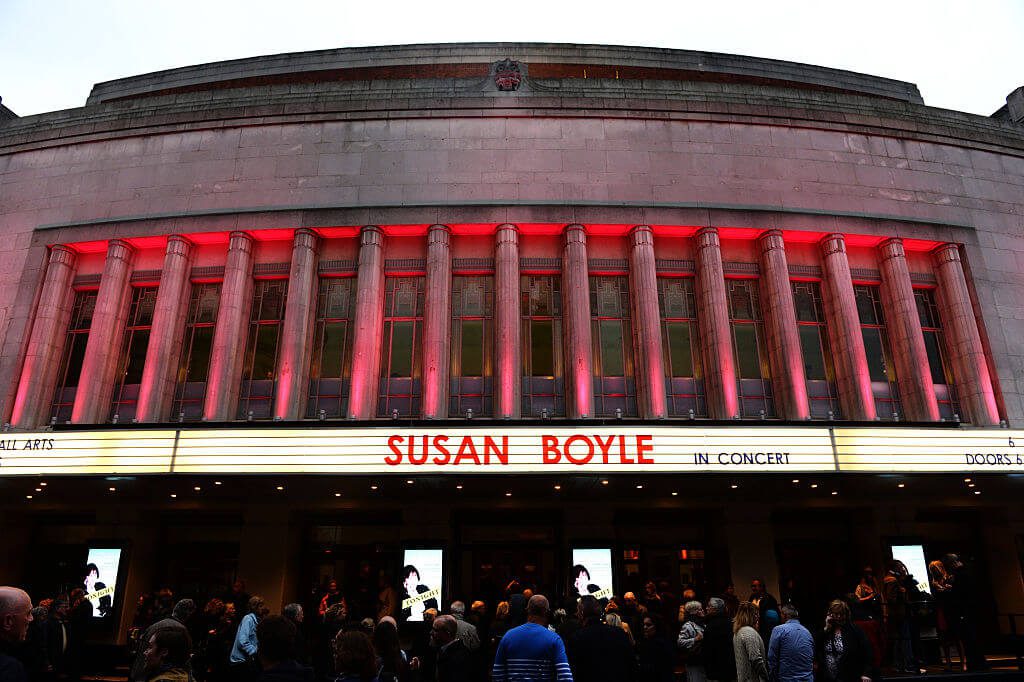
(371, 485, 379, 491)
(406, 479, 414, 485)
(791, 479, 799, 484)
(334, 492, 342, 497)
(601, 480, 609, 485)
(964, 477, 972, 482)
(636, 484, 643, 490)
(34, 488, 41, 492)
(170, 493, 177, 498)
(25, 495, 33, 500)
(108, 487, 116, 492)
(214, 481, 222, 486)
(897, 483, 905, 488)
(38, 482, 47, 487)
(831, 490, 839, 496)
(194, 486, 201, 492)
(974, 490, 981, 495)
(730, 484, 739, 489)
(276, 485, 284, 491)
(671, 491, 679, 496)
(968, 483, 975, 488)
(505, 492, 512, 497)
(810, 483, 818, 489)
(553, 484, 561, 490)
(455, 484, 463, 490)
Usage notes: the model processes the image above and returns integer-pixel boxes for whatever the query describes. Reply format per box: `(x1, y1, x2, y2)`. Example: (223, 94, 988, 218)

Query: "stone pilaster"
(494, 224, 521, 419)
(274, 229, 321, 421)
(203, 232, 255, 422)
(694, 227, 739, 419)
(562, 224, 593, 418)
(72, 239, 135, 424)
(11, 245, 78, 428)
(819, 234, 875, 420)
(932, 244, 1000, 425)
(135, 235, 195, 423)
(348, 226, 386, 420)
(628, 226, 667, 419)
(757, 230, 809, 420)
(421, 225, 452, 419)
(878, 237, 940, 421)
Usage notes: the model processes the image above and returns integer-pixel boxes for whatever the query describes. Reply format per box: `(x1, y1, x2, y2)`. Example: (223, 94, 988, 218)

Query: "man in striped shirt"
(493, 594, 574, 682)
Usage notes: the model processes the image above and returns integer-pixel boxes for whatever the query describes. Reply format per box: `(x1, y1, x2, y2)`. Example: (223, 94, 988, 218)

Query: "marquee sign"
(0, 426, 1021, 476)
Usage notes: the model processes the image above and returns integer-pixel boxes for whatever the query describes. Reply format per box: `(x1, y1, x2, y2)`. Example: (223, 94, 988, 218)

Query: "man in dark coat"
(432, 615, 478, 682)
(0, 587, 34, 682)
(567, 595, 637, 682)
(703, 597, 737, 682)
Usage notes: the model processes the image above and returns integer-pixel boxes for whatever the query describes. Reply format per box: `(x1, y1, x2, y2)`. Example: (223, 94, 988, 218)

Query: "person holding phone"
(815, 600, 873, 682)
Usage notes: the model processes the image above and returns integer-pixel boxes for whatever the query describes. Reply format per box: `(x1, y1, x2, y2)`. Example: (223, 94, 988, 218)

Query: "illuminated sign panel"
(834, 428, 1024, 472)
(0, 426, 1021, 476)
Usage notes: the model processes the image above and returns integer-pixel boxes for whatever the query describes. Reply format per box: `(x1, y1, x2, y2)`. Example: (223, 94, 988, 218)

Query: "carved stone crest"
(494, 59, 523, 91)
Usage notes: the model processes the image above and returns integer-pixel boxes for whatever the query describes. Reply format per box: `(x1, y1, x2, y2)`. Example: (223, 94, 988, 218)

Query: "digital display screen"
(891, 544, 931, 595)
(400, 549, 443, 621)
(571, 548, 614, 601)
(84, 547, 122, 618)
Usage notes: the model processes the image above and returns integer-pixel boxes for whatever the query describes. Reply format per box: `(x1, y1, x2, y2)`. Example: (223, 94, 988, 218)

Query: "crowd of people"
(0, 554, 990, 682)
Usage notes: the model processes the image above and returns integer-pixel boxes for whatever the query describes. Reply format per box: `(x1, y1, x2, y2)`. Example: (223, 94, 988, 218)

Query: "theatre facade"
(1, 43, 1023, 648)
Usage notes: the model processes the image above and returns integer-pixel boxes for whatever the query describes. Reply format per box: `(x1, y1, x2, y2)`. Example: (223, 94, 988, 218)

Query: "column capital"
(931, 242, 961, 265)
(427, 224, 451, 246)
(228, 231, 255, 252)
(292, 228, 321, 252)
(695, 226, 720, 249)
(878, 237, 906, 262)
(819, 233, 847, 257)
(629, 225, 654, 246)
(495, 224, 519, 245)
(563, 223, 586, 246)
(165, 234, 195, 258)
(359, 224, 384, 248)
(107, 238, 136, 260)
(49, 244, 78, 267)
(756, 229, 785, 252)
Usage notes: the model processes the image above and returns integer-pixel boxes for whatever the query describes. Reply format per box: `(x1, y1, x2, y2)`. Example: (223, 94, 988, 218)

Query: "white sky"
(1, 0, 1021, 118)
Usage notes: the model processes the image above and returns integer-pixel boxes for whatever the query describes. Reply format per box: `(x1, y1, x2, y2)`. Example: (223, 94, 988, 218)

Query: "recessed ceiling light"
(276, 485, 284, 491)
(792, 479, 799, 484)
(671, 492, 678, 496)
(406, 479, 414, 485)
(831, 491, 839, 496)
(730, 484, 739, 489)
(553, 484, 561, 490)
(108, 487, 116, 492)
(38, 482, 47, 487)
(34, 488, 41, 492)
(636, 484, 643, 489)
(964, 477, 972, 482)
(810, 483, 818, 489)
(968, 483, 975, 488)
(214, 481, 222, 486)
(974, 490, 981, 495)
(194, 486, 201, 491)
(25, 495, 33, 500)
(170, 493, 177, 498)
(897, 483, 905, 488)
(371, 485, 378, 491)
(505, 492, 512, 497)
(455, 484, 463, 490)
(601, 480, 609, 485)
(334, 492, 342, 497)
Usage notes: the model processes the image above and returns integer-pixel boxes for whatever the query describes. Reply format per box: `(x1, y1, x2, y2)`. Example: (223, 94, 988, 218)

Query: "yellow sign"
(0, 426, 1021, 476)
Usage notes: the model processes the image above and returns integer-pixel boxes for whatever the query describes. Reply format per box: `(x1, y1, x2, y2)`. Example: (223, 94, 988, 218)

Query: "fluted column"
(878, 237, 940, 421)
(348, 226, 386, 420)
(203, 232, 255, 422)
(819, 234, 875, 420)
(274, 229, 321, 421)
(757, 230, 809, 420)
(694, 227, 739, 419)
(628, 225, 667, 419)
(11, 245, 78, 428)
(562, 224, 593, 418)
(932, 243, 1000, 425)
(421, 225, 452, 419)
(494, 224, 521, 419)
(72, 239, 135, 423)
(134, 236, 195, 423)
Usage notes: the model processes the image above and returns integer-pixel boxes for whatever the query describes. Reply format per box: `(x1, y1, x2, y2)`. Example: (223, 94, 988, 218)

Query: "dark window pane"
(251, 326, 279, 380)
(793, 285, 817, 322)
(729, 282, 756, 320)
(529, 321, 555, 377)
(461, 320, 484, 377)
(258, 282, 287, 320)
(64, 333, 89, 389)
(388, 321, 415, 377)
(665, 322, 694, 378)
(923, 331, 948, 384)
(861, 329, 889, 382)
(188, 326, 214, 383)
(124, 330, 150, 384)
(197, 286, 220, 322)
(734, 324, 762, 379)
(599, 320, 625, 376)
(855, 286, 879, 325)
(320, 321, 348, 378)
(799, 326, 827, 381)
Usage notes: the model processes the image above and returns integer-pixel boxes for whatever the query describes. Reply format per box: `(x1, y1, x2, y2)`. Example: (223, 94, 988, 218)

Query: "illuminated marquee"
(0, 427, 1021, 476)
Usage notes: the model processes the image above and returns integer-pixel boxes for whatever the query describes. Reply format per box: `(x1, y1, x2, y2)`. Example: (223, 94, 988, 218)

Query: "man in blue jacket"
(768, 604, 813, 682)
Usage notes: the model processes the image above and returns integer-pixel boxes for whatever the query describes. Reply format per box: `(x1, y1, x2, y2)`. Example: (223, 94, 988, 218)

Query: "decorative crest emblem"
(494, 59, 522, 91)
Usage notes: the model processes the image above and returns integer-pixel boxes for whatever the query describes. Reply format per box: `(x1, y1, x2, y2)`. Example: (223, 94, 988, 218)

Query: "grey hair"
(781, 603, 800, 621)
(283, 603, 303, 620)
(450, 600, 466, 617)
(684, 600, 703, 616)
(171, 598, 196, 621)
(707, 597, 725, 613)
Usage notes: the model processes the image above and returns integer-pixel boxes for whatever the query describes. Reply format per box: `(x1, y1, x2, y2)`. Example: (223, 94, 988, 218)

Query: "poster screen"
(401, 549, 443, 621)
(571, 548, 614, 601)
(890, 544, 931, 595)
(84, 547, 122, 618)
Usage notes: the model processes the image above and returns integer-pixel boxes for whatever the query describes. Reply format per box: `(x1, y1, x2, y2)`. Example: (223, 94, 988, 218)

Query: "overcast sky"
(1, 0, 1021, 118)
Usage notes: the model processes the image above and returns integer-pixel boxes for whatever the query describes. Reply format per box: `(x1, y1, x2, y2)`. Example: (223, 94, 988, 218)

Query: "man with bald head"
(0, 586, 34, 682)
(493, 594, 573, 681)
(432, 614, 478, 681)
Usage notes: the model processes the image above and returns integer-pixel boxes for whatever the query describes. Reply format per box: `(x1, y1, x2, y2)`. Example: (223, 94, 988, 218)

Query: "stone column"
(348, 226, 386, 420)
(421, 225, 452, 419)
(932, 243, 1000, 425)
(11, 245, 78, 429)
(562, 224, 593, 418)
(819, 234, 876, 420)
(878, 238, 940, 421)
(72, 239, 135, 424)
(757, 230, 809, 420)
(694, 227, 739, 419)
(203, 232, 255, 422)
(135, 236, 195, 423)
(494, 224, 521, 419)
(274, 229, 321, 421)
(628, 225, 667, 419)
